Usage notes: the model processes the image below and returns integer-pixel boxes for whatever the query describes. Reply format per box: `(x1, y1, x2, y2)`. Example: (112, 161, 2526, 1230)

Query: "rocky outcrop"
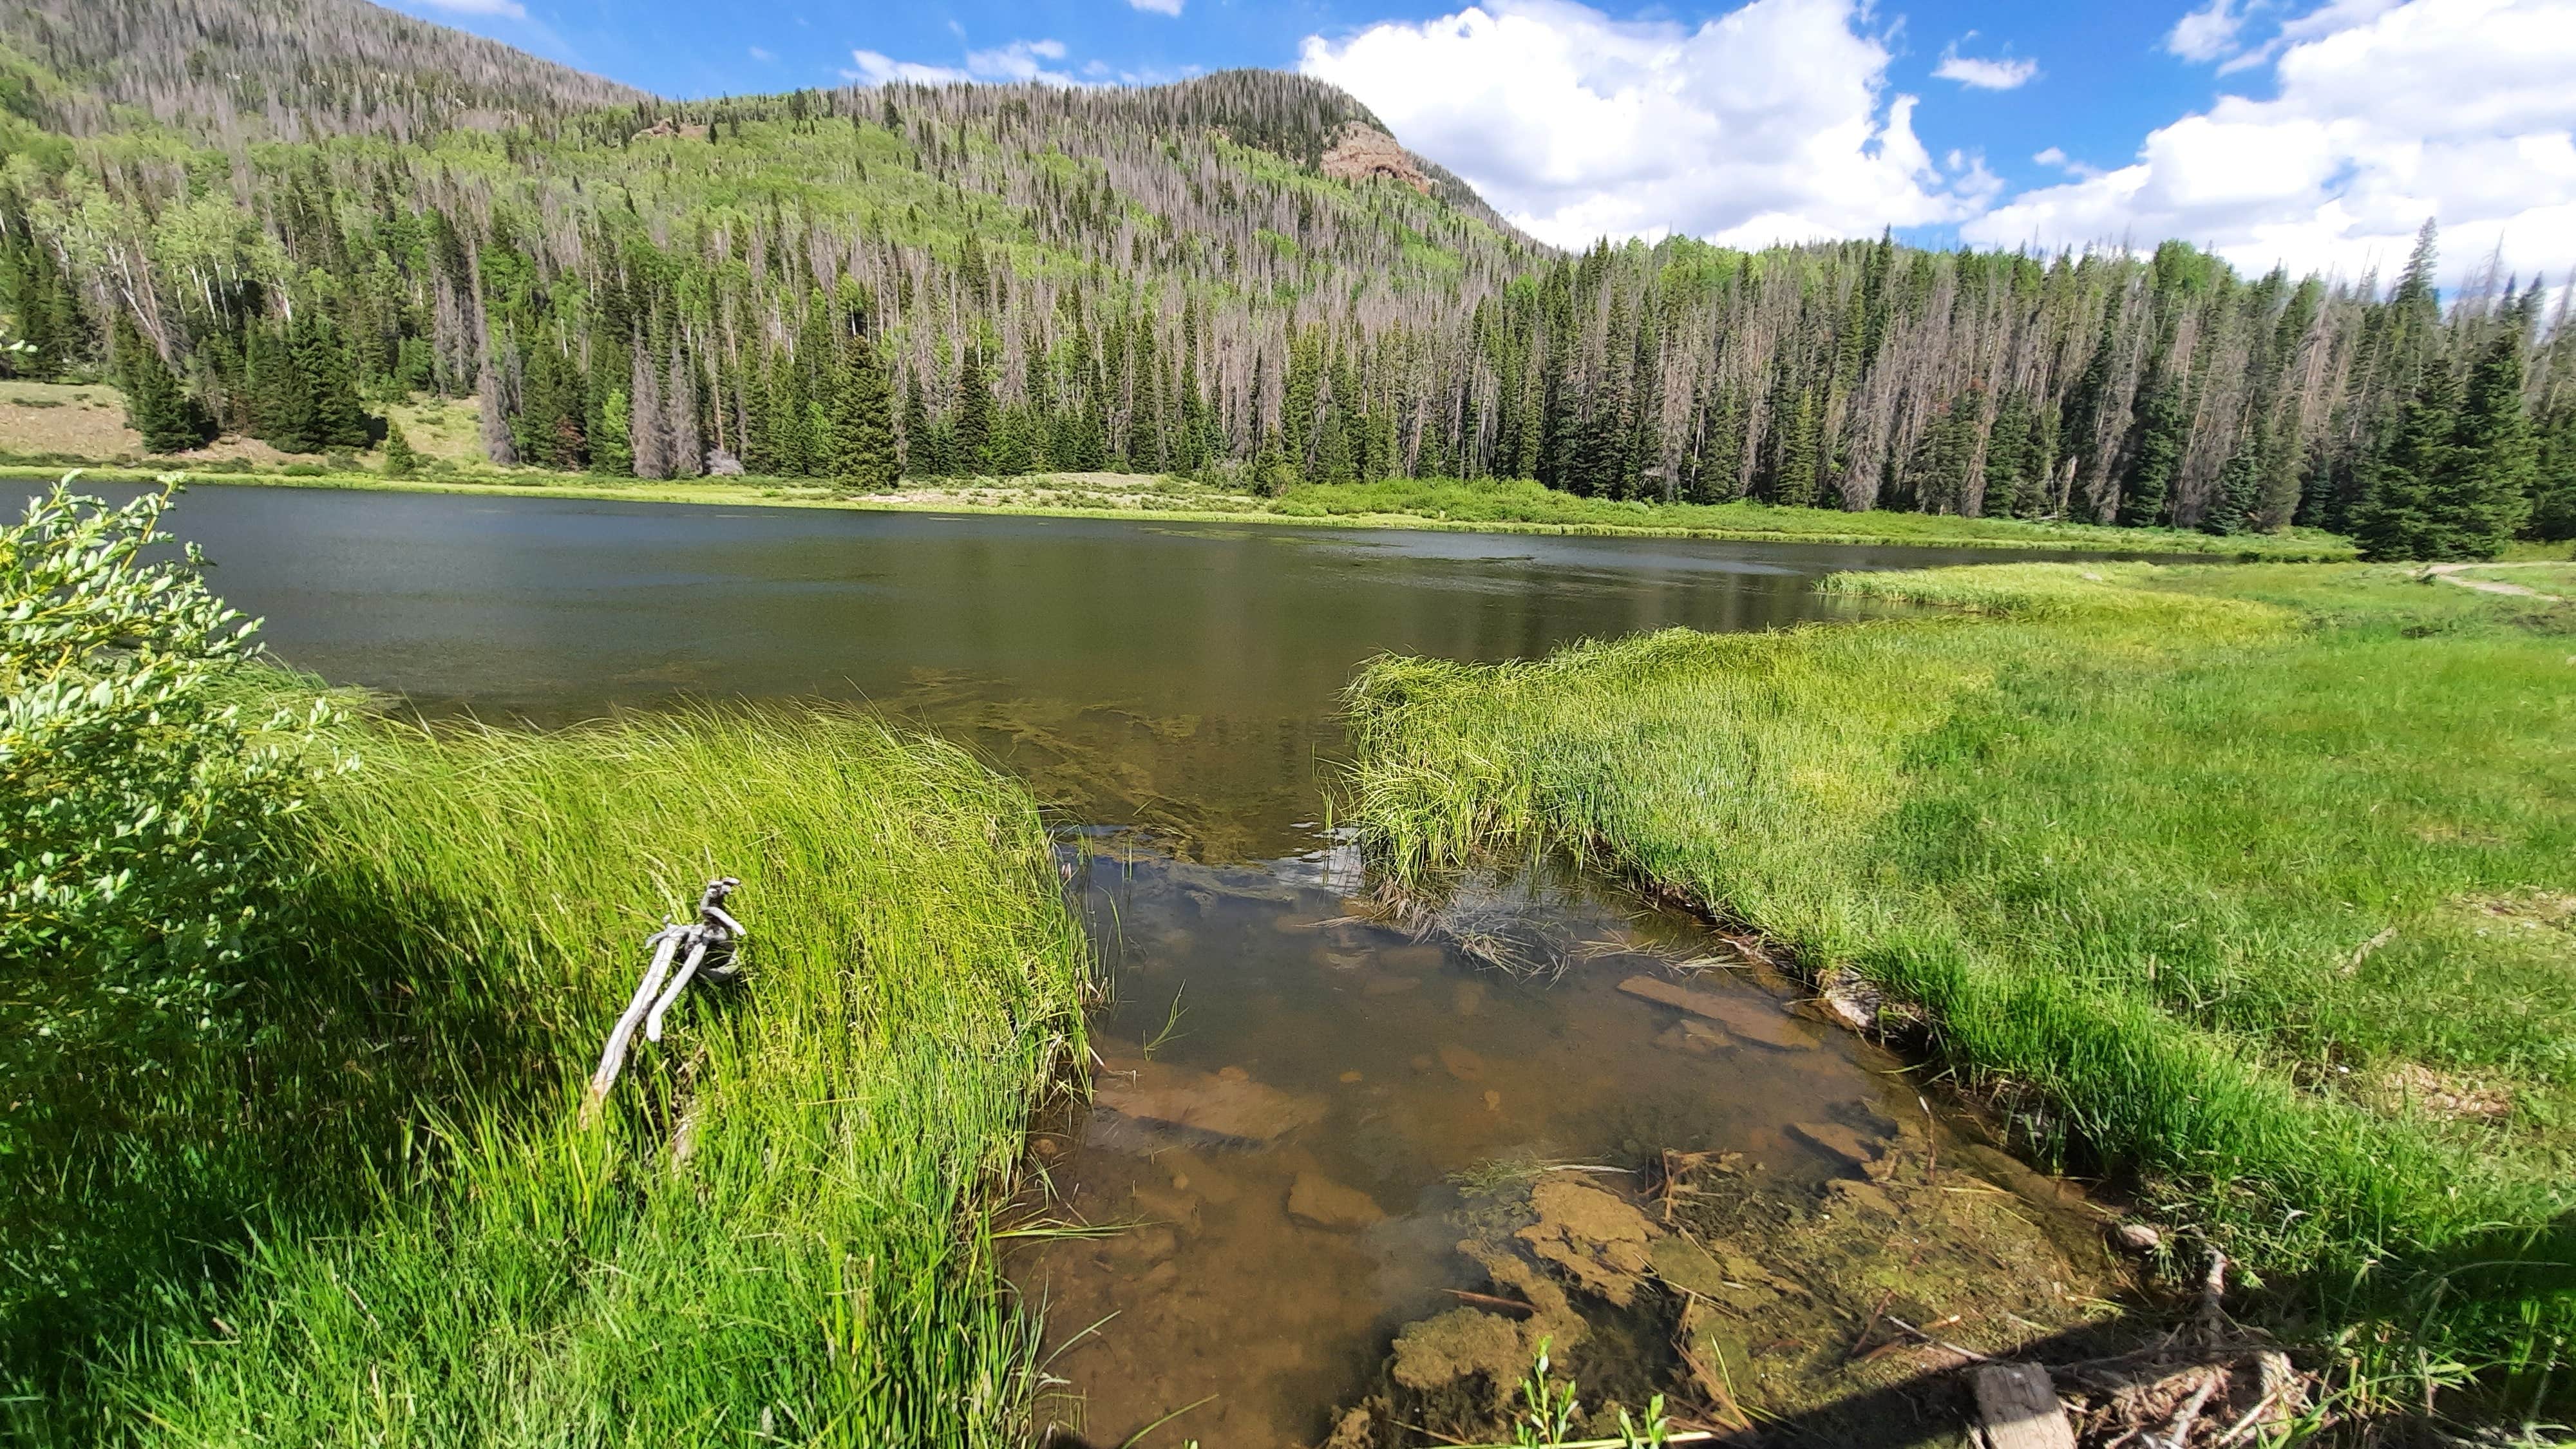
(1321, 124, 1434, 196)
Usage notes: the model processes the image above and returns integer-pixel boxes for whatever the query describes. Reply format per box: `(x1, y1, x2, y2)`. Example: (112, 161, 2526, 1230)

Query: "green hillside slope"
(0, 0, 2568, 549)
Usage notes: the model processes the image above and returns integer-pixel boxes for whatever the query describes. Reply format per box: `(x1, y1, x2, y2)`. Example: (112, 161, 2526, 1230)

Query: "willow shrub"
(0, 477, 336, 1148)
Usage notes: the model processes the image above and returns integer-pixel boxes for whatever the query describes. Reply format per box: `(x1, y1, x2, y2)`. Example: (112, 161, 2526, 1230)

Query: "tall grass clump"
(1344, 562, 2576, 1418)
(4, 485, 1090, 1443)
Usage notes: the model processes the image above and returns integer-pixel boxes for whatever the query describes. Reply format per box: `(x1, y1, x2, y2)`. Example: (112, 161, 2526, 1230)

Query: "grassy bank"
(1343, 562, 2574, 1417)
(10, 702, 1088, 1443)
(0, 460, 2356, 559)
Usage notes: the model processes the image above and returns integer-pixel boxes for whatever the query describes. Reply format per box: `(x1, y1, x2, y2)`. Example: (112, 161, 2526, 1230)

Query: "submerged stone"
(1618, 974, 1816, 1050)
(1813, 967, 1888, 1034)
(1128, 1180, 1202, 1234)
(1790, 1119, 1898, 1180)
(1091, 1056, 1325, 1149)
(1288, 1171, 1387, 1232)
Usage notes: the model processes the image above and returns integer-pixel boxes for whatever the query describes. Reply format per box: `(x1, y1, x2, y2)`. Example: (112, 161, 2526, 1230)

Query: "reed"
(1344, 562, 2576, 1419)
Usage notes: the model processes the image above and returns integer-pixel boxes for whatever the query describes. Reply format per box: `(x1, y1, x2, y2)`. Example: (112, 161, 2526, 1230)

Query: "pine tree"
(1770, 386, 1820, 507)
(2427, 330, 2535, 556)
(953, 345, 994, 477)
(1985, 390, 2032, 517)
(769, 347, 809, 476)
(2530, 408, 2576, 542)
(592, 388, 631, 476)
(296, 312, 374, 450)
(381, 420, 421, 477)
(10, 241, 84, 379)
(518, 336, 585, 468)
(2353, 360, 2463, 560)
(738, 354, 774, 475)
(990, 406, 1035, 477)
(2202, 426, 2264, 536)
(2118, 376, 2184, 527)
(900, 371, 938, 477)
(825, 334, 896, 489)
(114, 314, 210, 453)
(1251, 424, 1294, 496)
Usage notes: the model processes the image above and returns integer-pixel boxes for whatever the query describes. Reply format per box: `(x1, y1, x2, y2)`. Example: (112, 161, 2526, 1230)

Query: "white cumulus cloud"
(1933, 39, 2038, 90)
(846, 50, 972, 85)
(965, 38, 1074, 83)
(846, 37, 1077, 87)
(1967, 0, 2576, 285)
(2166, 0, 2253, 62)
(1296, 0, 1997, 250)
(1128, 0, 1186, 15)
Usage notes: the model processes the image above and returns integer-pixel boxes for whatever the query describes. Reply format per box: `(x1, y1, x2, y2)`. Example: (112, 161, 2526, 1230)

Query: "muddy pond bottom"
(1014, 835, 2134, 1449)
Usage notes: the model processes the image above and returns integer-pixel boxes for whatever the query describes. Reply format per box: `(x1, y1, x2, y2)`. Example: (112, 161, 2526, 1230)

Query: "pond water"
(122, 485, 2132, 1446)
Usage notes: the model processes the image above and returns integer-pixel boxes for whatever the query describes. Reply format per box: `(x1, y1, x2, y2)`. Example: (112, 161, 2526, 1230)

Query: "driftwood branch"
(582, 877, 743, 1126)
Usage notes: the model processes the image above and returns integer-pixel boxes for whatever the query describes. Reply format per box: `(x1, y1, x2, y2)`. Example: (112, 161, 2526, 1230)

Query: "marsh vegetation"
(1345, 560, 2576, 1426)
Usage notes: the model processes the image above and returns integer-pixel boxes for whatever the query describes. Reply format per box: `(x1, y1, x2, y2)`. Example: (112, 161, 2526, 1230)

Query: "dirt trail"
(2423, 562, 2568, 601)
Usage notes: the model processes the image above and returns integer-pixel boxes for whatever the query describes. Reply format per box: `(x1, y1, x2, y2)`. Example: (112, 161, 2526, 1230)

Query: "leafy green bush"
(1, 477, 334, 1151)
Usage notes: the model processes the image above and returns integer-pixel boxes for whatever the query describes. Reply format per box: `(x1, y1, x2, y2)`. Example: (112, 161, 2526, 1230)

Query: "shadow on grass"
(0, 863, 573, 1425)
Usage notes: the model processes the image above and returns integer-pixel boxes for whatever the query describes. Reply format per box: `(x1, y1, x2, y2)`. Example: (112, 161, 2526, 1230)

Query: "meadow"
(0, 446, 2356, 558)
(1343, 560, 2576, 1421)
(4, 697, 1090, 1443)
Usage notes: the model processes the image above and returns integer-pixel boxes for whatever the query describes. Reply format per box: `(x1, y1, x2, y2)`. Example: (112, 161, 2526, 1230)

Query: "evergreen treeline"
(0, 1, 2568, 556)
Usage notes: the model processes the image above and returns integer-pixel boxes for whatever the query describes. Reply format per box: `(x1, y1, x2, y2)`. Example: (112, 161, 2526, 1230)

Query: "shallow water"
(101, 485, 2130, 1444)
(1032, 838, 1957, 1445)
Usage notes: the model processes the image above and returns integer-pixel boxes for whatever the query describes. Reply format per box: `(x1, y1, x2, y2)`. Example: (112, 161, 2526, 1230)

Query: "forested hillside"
(0, 0, 2569, 549)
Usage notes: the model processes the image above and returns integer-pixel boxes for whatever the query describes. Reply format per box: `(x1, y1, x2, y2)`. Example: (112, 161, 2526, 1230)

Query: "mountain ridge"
(0, 0, 2566, 545)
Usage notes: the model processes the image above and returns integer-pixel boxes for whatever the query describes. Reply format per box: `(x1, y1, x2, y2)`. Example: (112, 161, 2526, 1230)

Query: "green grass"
(1342, 562, 2575, 1415)
(0, 460, 2359, 558)
(1269, 477, 2357, 557)
(2457, 562, 2576, 594)
(9, 700, 1088, 1444)
(2499, 538, 2575, 562)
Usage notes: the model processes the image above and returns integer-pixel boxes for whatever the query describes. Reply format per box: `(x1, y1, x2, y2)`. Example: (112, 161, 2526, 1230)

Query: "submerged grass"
(1343, 562, 2576, 1417)
(11, 702, 1088, 1444)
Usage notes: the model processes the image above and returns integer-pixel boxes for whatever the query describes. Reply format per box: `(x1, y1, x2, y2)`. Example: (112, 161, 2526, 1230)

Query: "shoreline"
(1341, 560, 2576, 1421)
(1, 462, 2361, 560)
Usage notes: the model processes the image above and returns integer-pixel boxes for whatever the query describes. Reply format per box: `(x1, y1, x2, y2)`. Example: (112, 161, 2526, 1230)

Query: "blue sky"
(396, 0, 2576, 288)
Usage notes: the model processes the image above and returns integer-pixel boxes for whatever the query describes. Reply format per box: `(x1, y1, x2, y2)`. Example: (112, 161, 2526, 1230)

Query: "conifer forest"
(1, 0, 2571, 554)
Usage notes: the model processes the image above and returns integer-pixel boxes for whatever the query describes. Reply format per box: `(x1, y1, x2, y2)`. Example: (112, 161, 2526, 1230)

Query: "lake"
(129, 484, 2126, 1446)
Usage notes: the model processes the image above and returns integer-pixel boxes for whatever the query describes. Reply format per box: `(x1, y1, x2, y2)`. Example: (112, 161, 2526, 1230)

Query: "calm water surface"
(124, 485, 2110, 1446)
